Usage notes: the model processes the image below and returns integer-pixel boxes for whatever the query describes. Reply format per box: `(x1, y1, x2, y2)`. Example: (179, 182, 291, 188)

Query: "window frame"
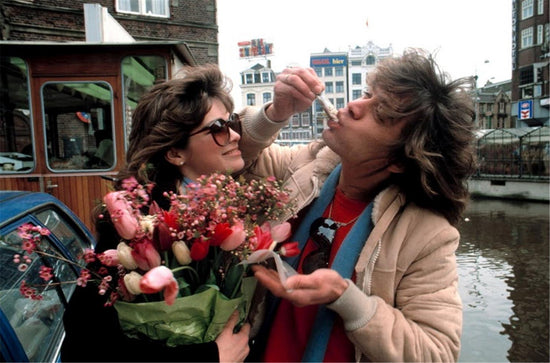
(116, 0, 170, 18)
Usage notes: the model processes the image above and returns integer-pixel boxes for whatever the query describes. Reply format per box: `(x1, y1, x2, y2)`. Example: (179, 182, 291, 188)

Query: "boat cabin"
(0, 41, 196, 230)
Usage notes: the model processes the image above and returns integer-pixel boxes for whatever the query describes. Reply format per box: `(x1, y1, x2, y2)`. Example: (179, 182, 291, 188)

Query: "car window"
(0, 207, 91, 361)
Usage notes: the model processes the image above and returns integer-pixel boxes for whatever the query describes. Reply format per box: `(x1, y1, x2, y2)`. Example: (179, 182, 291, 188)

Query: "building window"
(352, 89, 362, 100)
(261, 72, 270, 83)
(537, 25, 544, 44)
(520, 66, 534, 85)
(247, 93, 256, 106)
(499, 102, 505, 114)
(0, 57, 34, 173)
(263, 92, 272, 104)
(351, 60, 361, 66)
(116, 0, 169, 18)
(335, 81, 344, 93)
(314, 68, 322, 77)
(537, 0, 544, 14)
(521, 86, 533, 98)
(336, 98, 345, 109)
(245, 73, 253, 84)
(522, 0, 534, 19)
(365, 55, 376, 65)
(324, 67, 333, 77)
(352, 73, 362, 85)
(325, 82, 334, 93)
(521, 27, 534, 48)
(335, 67, 344, 76)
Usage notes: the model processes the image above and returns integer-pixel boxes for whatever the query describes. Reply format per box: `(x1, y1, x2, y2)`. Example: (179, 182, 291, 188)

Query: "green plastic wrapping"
(114, 277, 257, 346)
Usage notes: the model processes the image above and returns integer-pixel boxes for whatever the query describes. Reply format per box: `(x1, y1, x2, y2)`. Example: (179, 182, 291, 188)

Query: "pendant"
(309, 217, 339, 249)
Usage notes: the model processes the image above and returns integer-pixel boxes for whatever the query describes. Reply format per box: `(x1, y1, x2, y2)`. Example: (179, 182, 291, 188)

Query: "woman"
(60, 64, 317, 362)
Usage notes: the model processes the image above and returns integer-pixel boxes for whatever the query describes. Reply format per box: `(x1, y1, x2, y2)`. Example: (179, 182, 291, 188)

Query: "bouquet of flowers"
(13, 173, 298, 346)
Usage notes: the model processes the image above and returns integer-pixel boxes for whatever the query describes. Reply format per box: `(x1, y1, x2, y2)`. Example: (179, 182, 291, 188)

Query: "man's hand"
(266, 67, 324, 122)
(251, 265, 348, 307)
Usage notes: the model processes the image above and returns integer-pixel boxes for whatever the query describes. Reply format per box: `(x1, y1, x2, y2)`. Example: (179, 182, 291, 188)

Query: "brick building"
(0, 0, 218, 64)
(511, 0, 549, 126)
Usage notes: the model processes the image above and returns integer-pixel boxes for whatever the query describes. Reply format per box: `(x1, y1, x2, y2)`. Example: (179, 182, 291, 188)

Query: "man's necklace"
(309, 199, 362, 249)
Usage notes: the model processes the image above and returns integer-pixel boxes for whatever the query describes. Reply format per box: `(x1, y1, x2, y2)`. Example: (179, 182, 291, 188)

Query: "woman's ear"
(165, 147, 186, 166)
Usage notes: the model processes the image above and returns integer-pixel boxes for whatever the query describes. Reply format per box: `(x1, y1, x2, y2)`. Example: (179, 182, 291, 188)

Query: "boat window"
(0, 57, 35, 173)
(41, 82, 115, 171)
(121, 55, 167, 150)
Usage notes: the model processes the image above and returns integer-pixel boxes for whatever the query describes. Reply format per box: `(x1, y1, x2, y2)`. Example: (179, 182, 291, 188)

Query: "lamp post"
(473, 60, 490, 128)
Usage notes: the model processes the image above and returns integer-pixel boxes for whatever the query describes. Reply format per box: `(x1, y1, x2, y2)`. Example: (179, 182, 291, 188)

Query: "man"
(239, 48, 476, 362)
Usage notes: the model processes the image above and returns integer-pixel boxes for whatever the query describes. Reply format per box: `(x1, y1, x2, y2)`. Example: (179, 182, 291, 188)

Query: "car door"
(0, 199, 93, 362)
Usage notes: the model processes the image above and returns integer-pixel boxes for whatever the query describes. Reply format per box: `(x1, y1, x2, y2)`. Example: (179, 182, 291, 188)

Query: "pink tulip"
(220, 222, 247, 251)
(97, 249, 120, 266)
(131, 239, 161, 271)
(271, 222, 292, 242)
(104, 191, 139, 240)
(139, 266, 178, 305)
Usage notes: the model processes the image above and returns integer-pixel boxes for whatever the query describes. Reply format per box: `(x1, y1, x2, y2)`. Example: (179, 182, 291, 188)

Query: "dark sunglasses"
(189, 113, 240, 147)
(302, 217, 339, 274)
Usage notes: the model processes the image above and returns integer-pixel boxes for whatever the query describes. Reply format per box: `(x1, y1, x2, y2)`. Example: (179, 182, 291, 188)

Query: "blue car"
(0, 191, 95, 362)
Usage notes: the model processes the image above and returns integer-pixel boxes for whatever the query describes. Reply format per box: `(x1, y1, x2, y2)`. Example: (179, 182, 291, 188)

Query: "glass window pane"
(145, 0, 169, 16)
(122, 55, 167, 150)
(0, 57, 35, 173)
(0, 222, 78, 361)
(41, 82, 114, 171)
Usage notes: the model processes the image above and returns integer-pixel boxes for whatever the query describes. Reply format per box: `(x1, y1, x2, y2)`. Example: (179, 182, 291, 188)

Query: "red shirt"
(263, 188, 367, 362)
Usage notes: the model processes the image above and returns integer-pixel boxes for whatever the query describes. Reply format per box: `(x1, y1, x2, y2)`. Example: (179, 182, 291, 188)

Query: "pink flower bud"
(220, 222, 246, 251)
(271, 222, 292, 242)
(104, 191, 139, 240)
(97, 249, 120, 266)
(132, 239, 161, 271)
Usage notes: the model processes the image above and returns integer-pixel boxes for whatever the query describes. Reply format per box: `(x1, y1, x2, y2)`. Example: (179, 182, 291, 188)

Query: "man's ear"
(388, 162, 405, 174)
(165, 147, 186, 166)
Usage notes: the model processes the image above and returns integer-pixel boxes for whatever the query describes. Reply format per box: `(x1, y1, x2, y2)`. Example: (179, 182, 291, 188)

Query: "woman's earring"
(179, 161, 184, 166)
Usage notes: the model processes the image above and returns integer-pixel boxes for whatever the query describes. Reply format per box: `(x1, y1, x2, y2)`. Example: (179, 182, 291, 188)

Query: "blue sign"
(519, 100, 532, 120)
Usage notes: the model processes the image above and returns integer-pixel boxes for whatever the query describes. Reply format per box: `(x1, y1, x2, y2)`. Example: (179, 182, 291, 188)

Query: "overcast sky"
(217, 0, 512, 109)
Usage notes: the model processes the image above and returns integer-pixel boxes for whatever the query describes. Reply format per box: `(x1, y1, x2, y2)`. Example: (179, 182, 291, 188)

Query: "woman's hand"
(216, 311, 250, 363)
(252, 265, 348, 307)
(266, 67, 324, 122)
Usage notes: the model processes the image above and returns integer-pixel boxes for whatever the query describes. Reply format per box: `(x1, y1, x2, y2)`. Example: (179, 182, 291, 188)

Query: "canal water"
(457, 198, 549, 362)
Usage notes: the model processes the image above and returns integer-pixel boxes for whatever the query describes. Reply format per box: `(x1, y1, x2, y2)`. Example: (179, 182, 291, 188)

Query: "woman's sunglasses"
(302, 217, 339, 274)
(189, 113, 240, 147)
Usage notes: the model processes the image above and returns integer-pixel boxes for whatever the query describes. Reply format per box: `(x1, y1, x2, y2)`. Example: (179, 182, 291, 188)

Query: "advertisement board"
(238, 39, 273, 58)
(310, 55, 348, 68)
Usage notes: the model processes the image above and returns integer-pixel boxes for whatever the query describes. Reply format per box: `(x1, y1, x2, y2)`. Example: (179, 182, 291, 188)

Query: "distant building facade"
(476, 80, 513, 129)
(239, 62, 314, 145)
(309, 42, 393, 138)
(511, 0, 549, 126)
(0, 0, 218, 64)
